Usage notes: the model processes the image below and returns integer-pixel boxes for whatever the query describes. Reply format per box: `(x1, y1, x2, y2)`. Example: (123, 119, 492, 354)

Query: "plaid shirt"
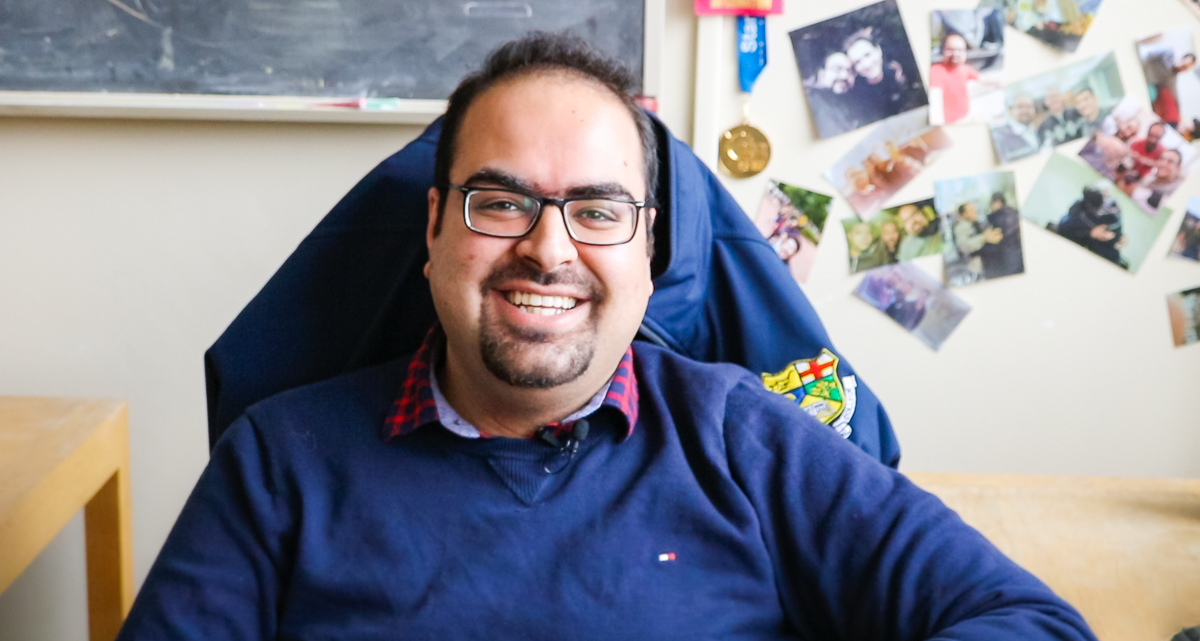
(383, 325, 638, 441)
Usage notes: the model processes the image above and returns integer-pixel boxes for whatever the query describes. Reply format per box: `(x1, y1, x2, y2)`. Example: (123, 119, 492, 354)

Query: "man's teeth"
(506, 291, 579, 315)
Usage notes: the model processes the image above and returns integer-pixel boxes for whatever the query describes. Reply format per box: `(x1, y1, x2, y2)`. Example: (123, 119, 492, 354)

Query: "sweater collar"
(382, 324, 638, 442)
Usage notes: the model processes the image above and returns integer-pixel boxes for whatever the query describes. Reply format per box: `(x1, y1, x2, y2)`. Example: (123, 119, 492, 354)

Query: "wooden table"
(0, 397, 133, 641)
(910, 472, 1200, 641)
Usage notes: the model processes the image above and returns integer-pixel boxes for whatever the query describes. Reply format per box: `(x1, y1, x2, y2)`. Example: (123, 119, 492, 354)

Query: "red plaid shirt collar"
(383, 325, 638, 441)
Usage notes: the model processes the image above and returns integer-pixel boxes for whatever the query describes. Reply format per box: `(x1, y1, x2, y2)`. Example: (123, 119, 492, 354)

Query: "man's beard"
(478, 262, 606, 389)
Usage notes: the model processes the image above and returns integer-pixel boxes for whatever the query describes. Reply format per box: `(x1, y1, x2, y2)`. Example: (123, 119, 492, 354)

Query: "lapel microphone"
(539, 418, 590, 474)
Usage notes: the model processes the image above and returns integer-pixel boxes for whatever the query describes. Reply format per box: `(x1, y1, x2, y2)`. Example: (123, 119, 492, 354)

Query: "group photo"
(754, 180, 833, 284)
(854, 263, 972, 350)
(934, 172, 1025, 287)
(1023, 153, 1172, 272)
(985, 0, 1105, 52)
(790, 0, 928, 138)
(988, 53, 1124, 163)
(1076, 96, 1197, 215)
(843, 198, 943, 273)
(826, 108, 952, 216)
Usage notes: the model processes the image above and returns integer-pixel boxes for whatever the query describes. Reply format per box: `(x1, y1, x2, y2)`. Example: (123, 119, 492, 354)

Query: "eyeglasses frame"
(448, 183, 645, 247)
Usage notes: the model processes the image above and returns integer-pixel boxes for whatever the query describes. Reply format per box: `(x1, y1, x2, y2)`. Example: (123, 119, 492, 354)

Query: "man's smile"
(505, 291, 579, 316)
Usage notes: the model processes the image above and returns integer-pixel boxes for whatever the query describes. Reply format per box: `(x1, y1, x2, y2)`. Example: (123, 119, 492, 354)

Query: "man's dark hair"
(991, 192, 1006, 206)
(941, 30, 966, 54)
(957, 202, 972, 215)
(1163, 148, 1183, 165)
(843, 27, 879, 53)
(432, 32, 658, 252)
(1149, 122, 1166, 135)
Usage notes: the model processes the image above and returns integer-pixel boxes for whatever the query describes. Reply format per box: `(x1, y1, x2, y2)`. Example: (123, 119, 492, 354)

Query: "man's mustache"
(480, 261, 606, 305)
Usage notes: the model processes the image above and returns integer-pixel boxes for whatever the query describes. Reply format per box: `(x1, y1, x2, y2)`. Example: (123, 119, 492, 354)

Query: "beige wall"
(694, 0, 1200, 479)
(0, 2, 696, 639)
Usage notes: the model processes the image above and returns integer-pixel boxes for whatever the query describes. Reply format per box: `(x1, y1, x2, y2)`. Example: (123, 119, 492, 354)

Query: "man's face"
(942, 34, 967, 67)
(960, 202, 978, 222)
(880, 221, 900, 248)
(990, 198, 1003, 212)
(1116, 118, 1139, 141)
(849, 223, 874, 252)
(1075, 90, 1098, 120)
(1044, 89, 1064, 114)
(1158, 150, 1182, 181)
(426, 72, 654, 390)
(899, 205, 926, 235)
(1011, 96, 1035, 124)
(825, 53, 856, 94)
(846, 39, 884, 81)
(1148, 123, 1165, 146)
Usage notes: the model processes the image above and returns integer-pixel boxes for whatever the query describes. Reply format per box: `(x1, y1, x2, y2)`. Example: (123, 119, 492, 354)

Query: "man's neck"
(436, 343, 620, 439)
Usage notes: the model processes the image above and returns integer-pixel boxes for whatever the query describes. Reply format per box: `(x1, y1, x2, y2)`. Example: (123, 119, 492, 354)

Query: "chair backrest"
(204, 115, 901, 467)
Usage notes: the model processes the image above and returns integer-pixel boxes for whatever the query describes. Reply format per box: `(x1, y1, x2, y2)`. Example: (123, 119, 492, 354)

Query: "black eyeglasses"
(449, 184, 644, 246)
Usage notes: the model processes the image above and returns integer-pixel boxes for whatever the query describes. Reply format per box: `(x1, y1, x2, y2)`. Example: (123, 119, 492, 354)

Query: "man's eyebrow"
(462, 169, 539, 193)
(463, 170, 638, 202)
(563, 183, 637, 201)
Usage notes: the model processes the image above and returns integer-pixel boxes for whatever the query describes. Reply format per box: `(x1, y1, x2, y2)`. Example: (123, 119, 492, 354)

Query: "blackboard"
(0, 0, 648, 111)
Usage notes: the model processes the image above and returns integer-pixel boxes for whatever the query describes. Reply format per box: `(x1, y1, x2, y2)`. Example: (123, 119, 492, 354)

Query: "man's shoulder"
(239, 356, 411, 438)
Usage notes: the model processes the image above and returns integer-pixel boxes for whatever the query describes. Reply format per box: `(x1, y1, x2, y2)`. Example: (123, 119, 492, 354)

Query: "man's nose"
(515, 205, 580, 270)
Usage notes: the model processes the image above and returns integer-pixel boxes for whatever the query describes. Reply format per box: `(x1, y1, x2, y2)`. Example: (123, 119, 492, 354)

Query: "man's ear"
(425, 186, 440, 279)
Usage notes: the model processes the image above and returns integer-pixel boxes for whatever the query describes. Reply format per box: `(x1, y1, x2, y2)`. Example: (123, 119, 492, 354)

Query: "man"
(1036, 87, 1084, 148)
(843, 27, 925, 125)
(1058, 184, 1127, 268)
(929, 32, 979, 124)
(979, 192, 1025, 279)
(1072, 87, 1112, 138)
(806, 51, 866, 137)
(896, 202, 943, 260)
(1130, 122, 1166, 178)
(991, 94, 1040, 162)
(117, 34, 1095, 640)
(949, 201, 1003, 282)
(1133, 147, 1186, 212)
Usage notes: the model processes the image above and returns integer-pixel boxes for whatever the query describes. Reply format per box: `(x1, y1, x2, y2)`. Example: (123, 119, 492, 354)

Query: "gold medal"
(718, 123, 771, 179)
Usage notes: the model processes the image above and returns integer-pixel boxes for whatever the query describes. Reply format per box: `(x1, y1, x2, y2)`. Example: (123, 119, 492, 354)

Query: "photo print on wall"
(1136, 28, 1200, 134)
(754, 180, 834, 284)
(1023, 153, 1172, 273)
(929, 8, 1006, 125)
(1167, 286, 1200, 347)
(790, 0, 929, 139)
(842, 198, 944, 273)
(935, 171, 1024, 286)
(1076, 96, 1197, 216)
(988, 52, 1124, 164)
(1168, 198, 1200, 263)
(980, 0, 1107, 52)
(854, 263, 971, 350)
(824, 108, 952, 217)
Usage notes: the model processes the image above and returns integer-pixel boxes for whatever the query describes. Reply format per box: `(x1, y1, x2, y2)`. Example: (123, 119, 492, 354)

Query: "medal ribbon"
(737, 16, 767, 94)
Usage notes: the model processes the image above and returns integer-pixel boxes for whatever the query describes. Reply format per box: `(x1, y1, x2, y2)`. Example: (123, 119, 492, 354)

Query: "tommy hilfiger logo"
(657, 552, 677, 562)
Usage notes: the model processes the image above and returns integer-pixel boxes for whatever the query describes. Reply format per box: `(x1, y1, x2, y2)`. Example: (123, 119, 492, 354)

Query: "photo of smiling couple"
(790, 0, 930, 138)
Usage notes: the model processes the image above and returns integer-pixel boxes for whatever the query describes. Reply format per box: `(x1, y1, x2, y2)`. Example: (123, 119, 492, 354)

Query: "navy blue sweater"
(120, 344, 1094, 640)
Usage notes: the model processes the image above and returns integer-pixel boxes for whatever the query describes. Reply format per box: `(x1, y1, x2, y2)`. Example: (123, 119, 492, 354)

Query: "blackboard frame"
(0, 0, 663, 124)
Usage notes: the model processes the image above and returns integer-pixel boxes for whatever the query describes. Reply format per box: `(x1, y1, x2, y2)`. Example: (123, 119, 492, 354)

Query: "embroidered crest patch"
(761, 349, 857, 439)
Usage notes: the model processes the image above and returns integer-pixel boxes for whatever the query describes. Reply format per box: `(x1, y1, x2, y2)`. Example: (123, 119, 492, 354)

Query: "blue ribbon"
(737, 16, 767, 94)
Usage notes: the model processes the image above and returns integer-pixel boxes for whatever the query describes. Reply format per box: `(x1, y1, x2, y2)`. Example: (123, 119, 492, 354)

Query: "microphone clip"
(539, 418, 590, 474)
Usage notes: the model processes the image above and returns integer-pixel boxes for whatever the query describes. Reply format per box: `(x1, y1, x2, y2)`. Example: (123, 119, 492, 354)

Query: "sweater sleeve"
(722, 380, 1096, 641)
(117, 415, 293, 641)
